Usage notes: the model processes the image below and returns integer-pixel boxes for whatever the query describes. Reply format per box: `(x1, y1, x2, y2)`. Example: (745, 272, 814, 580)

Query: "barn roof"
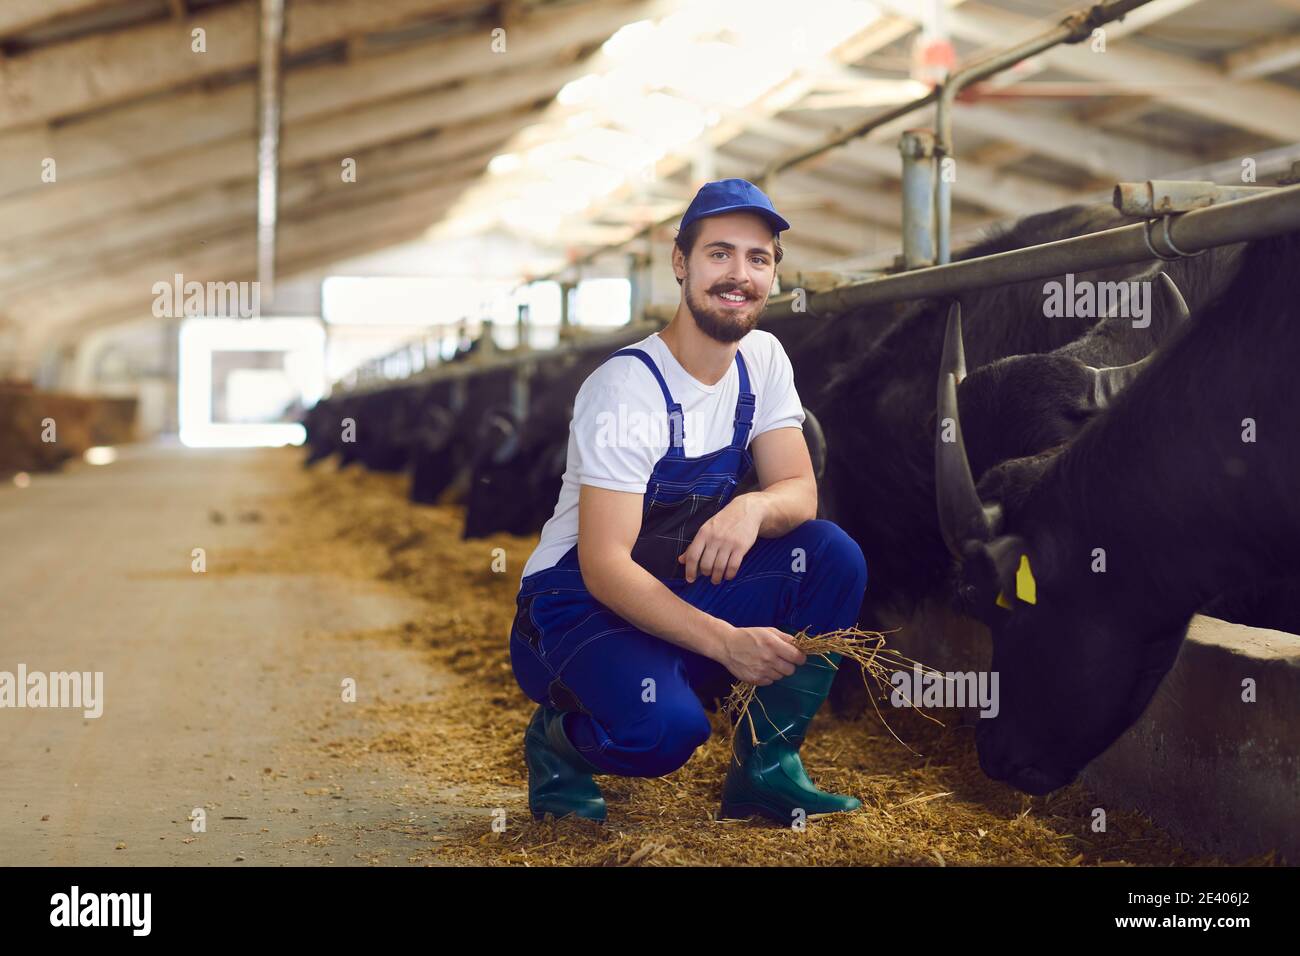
(3, 0, 1298, 365)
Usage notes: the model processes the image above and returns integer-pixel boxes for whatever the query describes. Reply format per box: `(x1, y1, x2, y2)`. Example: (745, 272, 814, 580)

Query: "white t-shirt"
(520, 329, 805, 580)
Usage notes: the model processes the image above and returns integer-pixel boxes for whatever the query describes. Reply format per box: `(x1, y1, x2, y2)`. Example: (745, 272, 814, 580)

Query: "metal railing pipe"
(899, 129, 937, 268)
(933, 0, 1157, 262)
(763, 183, 1300, 320)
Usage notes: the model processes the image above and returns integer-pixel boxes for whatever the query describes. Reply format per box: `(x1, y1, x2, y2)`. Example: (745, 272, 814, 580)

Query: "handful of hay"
(720, 626, 947, 759)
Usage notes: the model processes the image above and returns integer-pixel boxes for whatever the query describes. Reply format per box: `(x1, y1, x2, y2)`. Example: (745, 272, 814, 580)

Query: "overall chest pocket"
(631, 478, 737, 580)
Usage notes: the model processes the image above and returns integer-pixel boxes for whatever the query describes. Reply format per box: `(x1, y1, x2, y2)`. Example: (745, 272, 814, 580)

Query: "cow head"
(935, 302, 1188, 794)
(411, 404, 457, 454)
(952, 273, 1190, 481)
(474, 405, 522, 466)
(408, 403, 461, 505)
(463, 405, 567, 539)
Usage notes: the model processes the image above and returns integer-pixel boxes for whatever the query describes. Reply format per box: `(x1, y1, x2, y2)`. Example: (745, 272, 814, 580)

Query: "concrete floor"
(0, 444, 445, 865)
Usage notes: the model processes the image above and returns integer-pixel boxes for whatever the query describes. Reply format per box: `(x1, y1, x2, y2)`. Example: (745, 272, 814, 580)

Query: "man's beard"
(683, 272, 766, 343)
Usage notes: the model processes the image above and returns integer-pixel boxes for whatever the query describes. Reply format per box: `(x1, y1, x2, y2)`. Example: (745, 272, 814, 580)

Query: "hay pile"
(225, 451, 1262, 866)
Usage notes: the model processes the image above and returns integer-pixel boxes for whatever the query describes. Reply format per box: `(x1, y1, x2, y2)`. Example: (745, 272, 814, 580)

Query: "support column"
(899, 128, 936, 270)
(558, 281, 576, 341)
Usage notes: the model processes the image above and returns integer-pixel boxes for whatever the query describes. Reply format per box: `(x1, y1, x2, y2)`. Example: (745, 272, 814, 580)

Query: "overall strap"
(607, 348, 685, 455)
(731, 349, 756, 449)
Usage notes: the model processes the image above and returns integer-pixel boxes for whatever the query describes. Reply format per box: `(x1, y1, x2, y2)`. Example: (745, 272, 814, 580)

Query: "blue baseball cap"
(679, 178, 790, 235)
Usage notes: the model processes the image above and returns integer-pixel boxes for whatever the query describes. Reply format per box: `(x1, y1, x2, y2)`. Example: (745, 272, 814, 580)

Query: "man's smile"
(713, 288, 754, 309)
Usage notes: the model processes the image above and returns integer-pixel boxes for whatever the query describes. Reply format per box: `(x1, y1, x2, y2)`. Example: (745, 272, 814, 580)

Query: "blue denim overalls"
(508, 344, 867, 778)
(517, 345, 755, 596)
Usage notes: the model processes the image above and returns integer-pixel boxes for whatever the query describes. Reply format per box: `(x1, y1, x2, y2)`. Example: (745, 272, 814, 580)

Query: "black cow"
(299, 322, 491, 470)
(409, 365, 518, 506)
(301, 397, 336, 466)
(301, 392, 365, 467)
(355, 385, 426, 473)
(306, 377, 459, 478)
(304, 386, 406, 473)
(461, 347, 611, 538)
(335, 394, 365, 469)
(460, 402, 564, 537)
(802, 202, 1244, 630)
(407, 379, 459, 503)
(935, 229, 1300, 794)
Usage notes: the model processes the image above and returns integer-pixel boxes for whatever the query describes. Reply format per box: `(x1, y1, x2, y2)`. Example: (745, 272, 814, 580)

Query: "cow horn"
(1087, 353, 1154, 407)
(935, 370, 1004, 558)
(1158, 270, 1191, 323)
(1086, 272, 1190, 407)
(938, 302, 966, 395)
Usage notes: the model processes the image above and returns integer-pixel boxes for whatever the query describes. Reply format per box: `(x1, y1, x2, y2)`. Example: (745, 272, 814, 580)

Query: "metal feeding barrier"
(334, 0, 1299, 404)
(338, 177, 1300, 404)
(759, 182, 1300, 321)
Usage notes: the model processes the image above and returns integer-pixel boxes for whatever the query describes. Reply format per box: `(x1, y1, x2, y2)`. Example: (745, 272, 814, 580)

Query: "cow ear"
(988, 535, 1036, 607)
(957, 534, 1034, 621)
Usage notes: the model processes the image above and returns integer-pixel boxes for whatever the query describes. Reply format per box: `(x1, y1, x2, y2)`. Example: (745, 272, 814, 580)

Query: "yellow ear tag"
(995, 591, 1011, 609)
(1015, 553, 1037, 605)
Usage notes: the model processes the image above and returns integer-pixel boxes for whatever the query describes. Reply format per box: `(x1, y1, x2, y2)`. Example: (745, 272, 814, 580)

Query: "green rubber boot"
(525, 704, 606, 822)
(720, 651, 862, 823)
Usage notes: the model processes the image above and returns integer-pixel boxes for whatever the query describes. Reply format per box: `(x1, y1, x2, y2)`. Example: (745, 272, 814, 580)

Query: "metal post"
(255, 0, 285, 313)
(936, 174, 952, 265)
(516, 302, 530, 351)
(628, 252, 654, 322)
(642, 234, 653, 319)
(559, 281, 575, 341)
(900, 129, 936, 269)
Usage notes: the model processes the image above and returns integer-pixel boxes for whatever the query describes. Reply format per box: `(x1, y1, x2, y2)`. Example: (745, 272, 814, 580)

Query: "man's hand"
(678, 493, 764, 584)
(718, 625, 807, 685)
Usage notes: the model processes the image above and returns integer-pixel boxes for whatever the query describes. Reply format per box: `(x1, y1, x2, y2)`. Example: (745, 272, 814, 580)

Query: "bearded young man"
(508, 179, 868, 824)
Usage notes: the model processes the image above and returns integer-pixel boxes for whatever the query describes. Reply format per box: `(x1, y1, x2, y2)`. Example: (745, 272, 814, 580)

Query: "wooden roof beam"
(0, 0, 485, 132)
(0, 1, 128, 39)
(943, 1, 1300, 143)
(0, 0, 660, 197)
(0, 60, 574, 246)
